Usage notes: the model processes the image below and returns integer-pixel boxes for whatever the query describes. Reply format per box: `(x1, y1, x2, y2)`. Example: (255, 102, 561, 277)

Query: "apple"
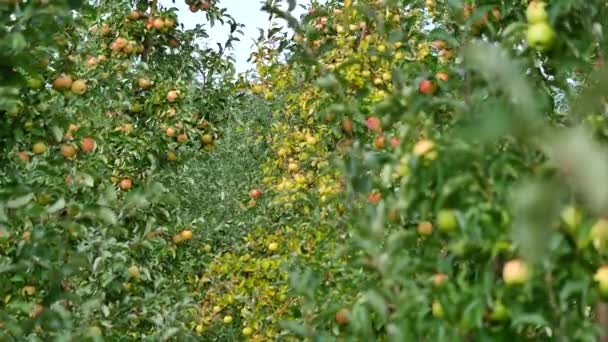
(17, 151, 30, 162)
(223, 316, 233, 324)
(591, 219, 608, 251)
(288, 162, 299, 173)
(419, 79, 436, 95)
(413, 139, 436, 157)
(417, 221, 433, 236)
(119, 178, 132, 191)
(128, 265, 140, 279)
(436, 209, 457, 233)
(335, 308, 349, 325)
(432, 300, 444, 318)
(374, 135, 385, 149)
(268, 242, 279, 252)
(526, 1, 548, 24)
(242, 327, 253, 336)
(127, 11, 140, 20)
(166, 127, 177, 137)
(366, 116, 382, 133)
(436, 72, 449, 82)
(560, 205, 582, 232)
(70, 79, 87, 95)
(433, 273, 448, 287)
(153, 18, 165, 30)
(390, 136, 400, 149)
(368, 192, 381, 204)
(138, 78, 152, 89)
(527, 22, 555, 51)
(250, 189, 262, 199)
(594, 265, 608, 298)
(201, 134, 213, 144)
(177, 133, 188, 143)
(166, 90, 179, 102)
(52, 74, 73, 90)
(60, 144, 77, 159)
(181, 229, 193, 241)
(80, 137, 96, 153)
(489, 301, 510, 322)
(502, 259, 531, 285)
(342, 117, 353, 134)
(167, 150, 177, 162)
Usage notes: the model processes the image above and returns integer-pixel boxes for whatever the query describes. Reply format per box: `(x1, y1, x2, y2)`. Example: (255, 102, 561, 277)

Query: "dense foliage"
(2, 0, 608, 341)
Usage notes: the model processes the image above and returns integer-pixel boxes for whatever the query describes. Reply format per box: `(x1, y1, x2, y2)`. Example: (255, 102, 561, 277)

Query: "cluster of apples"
(525, 1, 555, 51)
(145, 15, 176, 32)
(52, 74, 88, 95)
(186, 0, 213, 13)
(110, 36, 144, 56)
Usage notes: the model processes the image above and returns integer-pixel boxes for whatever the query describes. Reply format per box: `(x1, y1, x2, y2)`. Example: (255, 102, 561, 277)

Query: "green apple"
(431, 300, 444, 318)
(490, 301, 510, 322)
(591, 219, 608, 251)
(594, 266, 608, 299)
(526, 1, 548, 24)
(437, 209, 458, 233)
(527, 22, 555, 51)
(502, 259, 531, 285)
(561, 205, 582, 233)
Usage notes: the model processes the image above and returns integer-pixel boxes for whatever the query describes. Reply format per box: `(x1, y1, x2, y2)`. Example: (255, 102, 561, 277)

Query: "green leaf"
(46, 197, 66, 214)
(98, 207, 117, 225)
(6, 193, 34, 209)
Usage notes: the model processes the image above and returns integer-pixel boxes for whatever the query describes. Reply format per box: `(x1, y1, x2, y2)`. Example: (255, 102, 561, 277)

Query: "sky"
(159, 0, 309, 73)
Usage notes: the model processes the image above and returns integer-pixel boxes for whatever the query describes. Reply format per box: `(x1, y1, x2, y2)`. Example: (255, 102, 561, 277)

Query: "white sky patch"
(160, 0, 309, 73)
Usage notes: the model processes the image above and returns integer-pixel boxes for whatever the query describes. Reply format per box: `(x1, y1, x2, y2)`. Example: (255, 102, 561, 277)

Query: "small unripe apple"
(32, 142, 48, 154)
(431, 300, 444, 318)
(561, 205, 582, 232)
(223, 315, 233, 324)
(594, 265, 608, 298)
(526, 1, 548, 24)
(268, 242, 279, 252)
(502, 259, 531, 285)
(242, 327, 253, 336)
(527, 22, 555, 51)
(167, 150, 177, 162)
(288, 162, 299, 173)
(489, 301, 510, 322)
(591, 219, 608, 251)
(201, 134, 213, 144)
(436, 210, 457, 233)
(128, 265, 140, 279)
